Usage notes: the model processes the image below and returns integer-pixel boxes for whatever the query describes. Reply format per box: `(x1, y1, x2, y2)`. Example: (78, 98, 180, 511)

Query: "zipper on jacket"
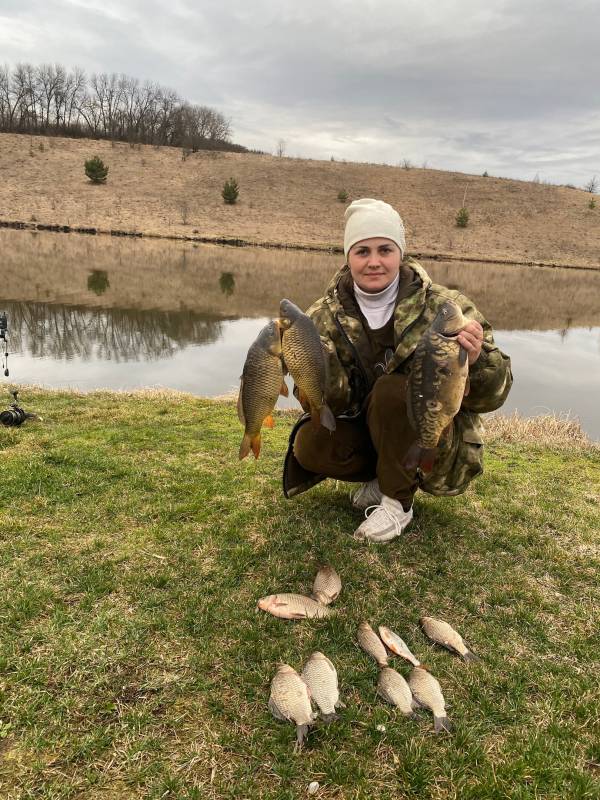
(334, 312, 370, 391)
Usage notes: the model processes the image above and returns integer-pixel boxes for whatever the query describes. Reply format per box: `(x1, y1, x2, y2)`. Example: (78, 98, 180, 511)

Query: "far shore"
(2, 132, 599, 270)
(1, 218, 598, 272)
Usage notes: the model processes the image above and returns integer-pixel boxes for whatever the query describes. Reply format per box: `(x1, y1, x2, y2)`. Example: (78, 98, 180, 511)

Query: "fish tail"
(319, 403, 336, 432)
(433, 714, 453, 734)
(238, 433, 261, 459)
(295, 723, 310, 750)
(463, 649, 480, 662)
(402, 442, 438, 473)
(239, 434, 252, 460)
(321, 712, 340, 723)
(263, 414, 275, 429)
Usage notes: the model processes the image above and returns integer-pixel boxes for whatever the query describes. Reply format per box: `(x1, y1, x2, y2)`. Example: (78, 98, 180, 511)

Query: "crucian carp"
(238, 320, 288, 459)
(278, 299, 336, 432)
(404, 299, 470, 472)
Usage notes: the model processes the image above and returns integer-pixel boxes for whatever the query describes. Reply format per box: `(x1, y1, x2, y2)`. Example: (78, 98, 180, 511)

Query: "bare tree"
(276, 138, 286, 157)
(584, 175, 598, 194)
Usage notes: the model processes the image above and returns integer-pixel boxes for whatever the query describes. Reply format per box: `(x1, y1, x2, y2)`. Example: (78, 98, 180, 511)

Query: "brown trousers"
(293, 374, 419, 511)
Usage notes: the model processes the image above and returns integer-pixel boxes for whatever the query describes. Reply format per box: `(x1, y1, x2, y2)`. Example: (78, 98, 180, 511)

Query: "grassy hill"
(1, 132, 599, 267)
(0, 390, 599, 799)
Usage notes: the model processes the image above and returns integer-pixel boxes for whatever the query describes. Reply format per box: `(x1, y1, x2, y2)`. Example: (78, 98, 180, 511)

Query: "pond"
(1, 228, 599, 439)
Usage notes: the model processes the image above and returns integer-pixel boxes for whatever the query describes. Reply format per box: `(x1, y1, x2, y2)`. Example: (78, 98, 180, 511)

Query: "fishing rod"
(0, 311, 8, 376)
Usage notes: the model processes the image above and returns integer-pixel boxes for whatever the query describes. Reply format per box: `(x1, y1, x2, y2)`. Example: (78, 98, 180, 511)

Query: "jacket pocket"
(418, 411, 484, 497)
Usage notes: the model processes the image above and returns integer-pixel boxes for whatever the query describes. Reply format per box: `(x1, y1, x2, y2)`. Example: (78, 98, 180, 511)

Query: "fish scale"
(269, 664, 317, 749)
(301, 652, 344, 721)
(377, 667, 416, 717)
(408, 666, 452, 733)
(311, 566, 341, 605)
(257, 593, 333, 620)
(238, 321, 285, 459)
(357, 622, 389, 667)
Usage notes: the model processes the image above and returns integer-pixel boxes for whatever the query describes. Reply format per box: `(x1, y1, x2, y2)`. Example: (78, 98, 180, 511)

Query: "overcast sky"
(1, 0, 599, 185)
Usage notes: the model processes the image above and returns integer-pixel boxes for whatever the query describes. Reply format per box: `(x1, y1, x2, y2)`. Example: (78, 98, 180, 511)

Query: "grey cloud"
(1, 0, 598, 184)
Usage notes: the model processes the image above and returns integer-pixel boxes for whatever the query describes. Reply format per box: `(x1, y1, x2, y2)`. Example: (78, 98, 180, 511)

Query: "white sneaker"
(350, 478, 383, 511)
(353, 495, 413, 543)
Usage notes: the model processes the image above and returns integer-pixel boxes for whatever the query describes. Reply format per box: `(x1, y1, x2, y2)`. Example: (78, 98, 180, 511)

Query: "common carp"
(357, 622, 388, 668)
(377, 667, 417, 717)
(378, 626, 421, 667)
(408, 666, 452, 733)
(311, 565, 342, 606)
(404, 300, 469, 472)
(238, 320, 287, 459)
(257, 593, 333, 620)
(278, 299, 336, 432)
(301, 651, 345, 722)
(420, 616, 479, 661)
(268, 664, 317, 749)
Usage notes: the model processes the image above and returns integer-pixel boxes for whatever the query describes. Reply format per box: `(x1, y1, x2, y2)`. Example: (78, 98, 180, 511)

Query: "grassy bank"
(1, 390, 599, 799)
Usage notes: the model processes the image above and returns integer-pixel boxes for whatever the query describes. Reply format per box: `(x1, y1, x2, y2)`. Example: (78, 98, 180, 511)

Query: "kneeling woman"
(283, 198, 512, 543)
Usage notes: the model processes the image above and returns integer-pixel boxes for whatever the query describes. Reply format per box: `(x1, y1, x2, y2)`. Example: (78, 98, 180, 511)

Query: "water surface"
(1, 229, 598, 438)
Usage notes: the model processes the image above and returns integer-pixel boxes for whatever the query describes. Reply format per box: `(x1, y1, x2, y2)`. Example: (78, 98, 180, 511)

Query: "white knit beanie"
(343, 198, 406, 259)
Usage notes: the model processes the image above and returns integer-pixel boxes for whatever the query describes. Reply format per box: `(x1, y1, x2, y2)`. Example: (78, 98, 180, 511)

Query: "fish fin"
(250, 435, 261, 459)
(239, 434, 252, 460)
(336, 699, 347, 709)
(295, 723, 310, 750)
(463, 649, 480, 662)
(288, 611, 308, 619)
(463, 375, 470, 397)
(321, 712, 339, 723)
(407, 712, 418, 720)
(433, 714, 453, 734)
(402, 442, 438, 473)
(279, 381, 289, 397)
(237, 378, 246, 424)
(264, 414, 275, 429)
(459, 345, 468, 367)
(319, 403, 336, 432)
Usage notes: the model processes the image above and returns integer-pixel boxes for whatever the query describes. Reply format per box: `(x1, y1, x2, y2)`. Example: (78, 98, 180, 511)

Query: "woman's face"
(347, 237, 402, 293)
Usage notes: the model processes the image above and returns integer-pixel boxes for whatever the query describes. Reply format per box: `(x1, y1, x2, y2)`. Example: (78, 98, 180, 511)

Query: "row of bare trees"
(0, 62, 242, 151)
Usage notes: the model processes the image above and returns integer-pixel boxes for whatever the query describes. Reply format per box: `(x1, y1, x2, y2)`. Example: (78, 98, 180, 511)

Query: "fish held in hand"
(269, 664, 317, 749)
(378, 626, 421, 667)
(408, 666, 452, 733)
(278, 299, 336, 432)
(311, 565, 342, 606)
(377, 667, 417, 718)
(404, 300, 470, 473)
(301, 651, 345, 722)
(420, 616, 479, 661)
(257, 593, 333, 620)
(357, 622, 388, 668)
(238, 320, 287, 460)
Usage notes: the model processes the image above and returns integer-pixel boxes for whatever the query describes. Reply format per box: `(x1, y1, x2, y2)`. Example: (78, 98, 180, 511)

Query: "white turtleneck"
(353, 274, 399, 330)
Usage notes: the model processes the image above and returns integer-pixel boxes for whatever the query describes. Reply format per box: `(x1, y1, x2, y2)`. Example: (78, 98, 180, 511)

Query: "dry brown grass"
(1, 132, 599, 267)
(484, 411, 595, 447)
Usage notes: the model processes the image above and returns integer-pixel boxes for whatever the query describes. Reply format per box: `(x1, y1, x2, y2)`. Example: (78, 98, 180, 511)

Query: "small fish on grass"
(238, 320, 288, 459)
(357, 622, 388, 668)
(408, 666, 452, 733)
(257, 593, 333, 620)
(404, 299, 470, 473)
(378, 625, 421, 667)
(269, 664, 318, 750)
(420, 616, 480, 661)
(311, 565, 341, 605)
(301, 651, 345, 723)
(377, 667, 418, 718)
(278, 298, 336, 432)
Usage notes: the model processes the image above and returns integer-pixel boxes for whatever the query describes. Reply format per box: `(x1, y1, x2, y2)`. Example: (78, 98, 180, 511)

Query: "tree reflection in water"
(219, 271, 235, 296)
(3, 301, 224, 362)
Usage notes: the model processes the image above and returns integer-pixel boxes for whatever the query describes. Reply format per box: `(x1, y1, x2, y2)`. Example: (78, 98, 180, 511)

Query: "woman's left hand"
(457, 320, 484, 365)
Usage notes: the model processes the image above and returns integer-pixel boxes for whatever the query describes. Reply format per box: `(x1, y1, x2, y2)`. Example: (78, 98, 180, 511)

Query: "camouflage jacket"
(303, 258, 513, 495)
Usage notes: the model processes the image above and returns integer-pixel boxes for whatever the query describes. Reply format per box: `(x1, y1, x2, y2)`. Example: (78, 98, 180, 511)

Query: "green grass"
(0, 389, 599, 799)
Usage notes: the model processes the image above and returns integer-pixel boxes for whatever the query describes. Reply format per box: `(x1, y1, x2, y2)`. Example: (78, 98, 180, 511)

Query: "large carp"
(278, 299, 336, 432)
(404, 300, 469, 472)
(238, 320, 288, 459)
